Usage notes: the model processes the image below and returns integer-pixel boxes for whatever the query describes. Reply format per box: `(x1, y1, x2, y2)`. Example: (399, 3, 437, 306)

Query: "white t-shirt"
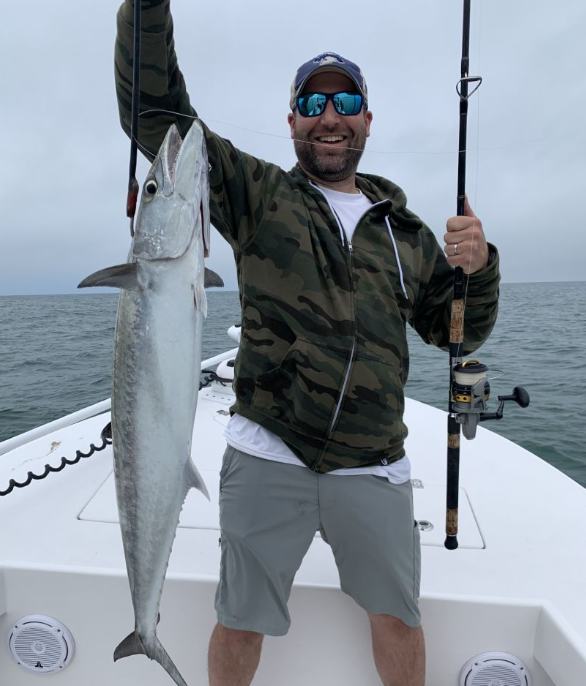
(225, 184, 411, 484)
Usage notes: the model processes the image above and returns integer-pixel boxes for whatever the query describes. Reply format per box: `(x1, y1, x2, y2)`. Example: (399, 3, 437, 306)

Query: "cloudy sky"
(1, 0, 584, 294)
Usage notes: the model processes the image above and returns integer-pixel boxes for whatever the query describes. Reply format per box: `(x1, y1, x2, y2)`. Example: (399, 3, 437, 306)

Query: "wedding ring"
(453, 243, 459, 256)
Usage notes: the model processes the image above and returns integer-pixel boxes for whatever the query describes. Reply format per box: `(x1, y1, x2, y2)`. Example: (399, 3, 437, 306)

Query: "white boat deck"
(1, 374, 586, 685)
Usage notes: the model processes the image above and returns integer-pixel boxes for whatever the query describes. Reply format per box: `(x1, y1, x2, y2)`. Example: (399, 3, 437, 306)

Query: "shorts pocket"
(413, 520, 421, 599)
(220, 446, 237, 486)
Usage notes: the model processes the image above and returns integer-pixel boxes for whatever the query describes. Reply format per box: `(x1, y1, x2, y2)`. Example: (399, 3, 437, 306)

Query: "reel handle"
(498, 386, 530, 409)
(480, 386, 530, 423)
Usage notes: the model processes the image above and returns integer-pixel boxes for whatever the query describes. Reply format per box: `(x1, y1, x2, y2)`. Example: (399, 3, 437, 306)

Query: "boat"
(1, 323, 585, 686)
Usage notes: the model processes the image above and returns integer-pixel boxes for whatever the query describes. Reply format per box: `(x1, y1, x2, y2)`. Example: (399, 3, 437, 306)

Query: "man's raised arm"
(115, 0, 196, 161)
(114, 0, 285, 249)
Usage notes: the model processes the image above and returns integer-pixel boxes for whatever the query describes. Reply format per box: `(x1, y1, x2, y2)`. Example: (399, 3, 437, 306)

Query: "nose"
(320, 99, 341, 125)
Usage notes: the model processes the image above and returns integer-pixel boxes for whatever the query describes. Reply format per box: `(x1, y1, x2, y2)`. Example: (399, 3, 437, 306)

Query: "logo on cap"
(312, 52, 345, 66)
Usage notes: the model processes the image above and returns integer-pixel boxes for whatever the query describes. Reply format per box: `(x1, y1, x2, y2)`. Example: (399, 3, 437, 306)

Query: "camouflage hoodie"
(115, 0, 500, 473)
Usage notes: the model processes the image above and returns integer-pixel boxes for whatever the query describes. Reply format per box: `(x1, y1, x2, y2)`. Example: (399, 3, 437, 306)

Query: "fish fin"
(114, 632, 189, 686)
(194, 281, 208, 318)
(151, 637, 190, 686)
(186, 459, 210, 501)
(113, 630, 146, 660)
(78, 263, 140, 290)
(204, 267, 224, 288)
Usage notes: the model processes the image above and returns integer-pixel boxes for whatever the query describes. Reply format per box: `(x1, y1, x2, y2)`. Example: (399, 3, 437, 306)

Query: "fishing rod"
(126, 0, 142, 236)
(444, 0, 530, 550)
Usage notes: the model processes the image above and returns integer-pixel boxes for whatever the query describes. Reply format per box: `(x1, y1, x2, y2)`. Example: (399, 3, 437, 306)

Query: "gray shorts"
(215, 446, 421, 636)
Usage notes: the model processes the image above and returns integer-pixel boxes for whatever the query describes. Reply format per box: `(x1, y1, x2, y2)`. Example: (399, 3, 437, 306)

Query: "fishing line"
(136, 108, 578, 158)
(133, 136, 156, 160)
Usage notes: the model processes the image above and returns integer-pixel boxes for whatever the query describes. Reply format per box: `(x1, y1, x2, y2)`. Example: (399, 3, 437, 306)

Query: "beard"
(293, 125, 367, 182)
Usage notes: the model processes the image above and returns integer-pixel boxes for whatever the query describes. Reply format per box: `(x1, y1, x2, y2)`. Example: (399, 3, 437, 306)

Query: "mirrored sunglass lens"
(299, 94, 327, 116)
(297, 92, 363, 116)
(333, 93, 362, 115)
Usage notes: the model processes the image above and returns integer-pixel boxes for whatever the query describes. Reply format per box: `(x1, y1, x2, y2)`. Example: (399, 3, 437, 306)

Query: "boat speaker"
(7, 614, 75, 673)
(460, 651, 531, 686)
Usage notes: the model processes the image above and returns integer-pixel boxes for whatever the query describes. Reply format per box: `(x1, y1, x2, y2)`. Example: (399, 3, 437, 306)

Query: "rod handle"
(445, 534, 459, 550)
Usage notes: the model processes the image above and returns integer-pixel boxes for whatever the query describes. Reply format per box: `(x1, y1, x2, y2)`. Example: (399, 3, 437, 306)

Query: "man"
(115, 3, 499, 685)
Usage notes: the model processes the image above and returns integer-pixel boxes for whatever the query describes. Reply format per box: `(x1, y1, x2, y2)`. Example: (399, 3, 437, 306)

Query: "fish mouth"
(161, 125, 183, 190)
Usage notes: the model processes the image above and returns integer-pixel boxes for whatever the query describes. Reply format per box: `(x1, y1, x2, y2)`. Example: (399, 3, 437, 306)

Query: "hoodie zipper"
(327, 203, 387, 434)
(309, 185, 392, 471)
(324, 239, 356, 439)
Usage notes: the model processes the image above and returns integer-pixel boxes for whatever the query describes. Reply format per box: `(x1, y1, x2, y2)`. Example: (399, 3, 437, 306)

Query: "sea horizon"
(1, 284, 585, 489)
(2, 278, 585, 298)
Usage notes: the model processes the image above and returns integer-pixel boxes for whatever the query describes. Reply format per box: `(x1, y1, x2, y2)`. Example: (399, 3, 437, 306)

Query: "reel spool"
(451, 359, 489, 439)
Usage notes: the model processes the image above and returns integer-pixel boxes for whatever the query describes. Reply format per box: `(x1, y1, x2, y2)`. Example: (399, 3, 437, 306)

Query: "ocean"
(1, 282, 584, 487)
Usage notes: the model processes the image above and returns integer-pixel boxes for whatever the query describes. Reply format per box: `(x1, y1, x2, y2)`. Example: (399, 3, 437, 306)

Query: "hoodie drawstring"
(311, 181, 409, 301)
(385, 216, 409, 301)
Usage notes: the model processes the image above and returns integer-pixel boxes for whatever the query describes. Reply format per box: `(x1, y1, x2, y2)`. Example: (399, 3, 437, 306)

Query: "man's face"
(287, 72, 372, 183)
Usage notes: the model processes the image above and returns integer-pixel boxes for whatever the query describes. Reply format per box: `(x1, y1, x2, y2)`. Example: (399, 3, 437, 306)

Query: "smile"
(316, 135, 346, 144)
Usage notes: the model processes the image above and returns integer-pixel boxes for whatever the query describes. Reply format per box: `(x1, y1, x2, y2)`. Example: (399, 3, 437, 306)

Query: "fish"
(79, 120, 222, 686)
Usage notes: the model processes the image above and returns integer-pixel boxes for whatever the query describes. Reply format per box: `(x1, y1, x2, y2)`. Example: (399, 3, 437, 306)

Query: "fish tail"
(114, 630, 189, 686)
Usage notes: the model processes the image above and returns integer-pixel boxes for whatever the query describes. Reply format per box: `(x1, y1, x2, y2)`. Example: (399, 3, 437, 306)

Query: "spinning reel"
(451, 359, 530, 440)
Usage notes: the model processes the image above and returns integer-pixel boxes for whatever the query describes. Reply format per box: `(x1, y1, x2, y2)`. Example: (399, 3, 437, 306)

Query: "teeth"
(318, 136, 344, 142)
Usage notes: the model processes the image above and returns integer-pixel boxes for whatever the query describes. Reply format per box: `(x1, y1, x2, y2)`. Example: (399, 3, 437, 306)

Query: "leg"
(369, 613, 425, 686)
(213, 448, 319, 682)
(319, 476, 423, 684)
(208, 622, 264, 686)
(216, 449, 319, 635)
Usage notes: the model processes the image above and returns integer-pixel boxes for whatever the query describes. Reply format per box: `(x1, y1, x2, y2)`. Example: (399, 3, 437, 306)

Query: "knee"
(216, 623, 264, 649)
(368, 613, 421, 637)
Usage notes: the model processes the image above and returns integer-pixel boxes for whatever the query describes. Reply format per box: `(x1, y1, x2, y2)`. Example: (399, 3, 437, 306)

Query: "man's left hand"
(444, 198, 489, 274)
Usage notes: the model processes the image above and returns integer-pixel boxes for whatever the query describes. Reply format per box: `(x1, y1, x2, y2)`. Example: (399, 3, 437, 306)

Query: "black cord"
(0, 432, 112, 497)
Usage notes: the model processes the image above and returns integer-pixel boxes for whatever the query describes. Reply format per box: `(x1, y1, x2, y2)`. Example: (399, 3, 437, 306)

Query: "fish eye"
(144, 179, 158, 196)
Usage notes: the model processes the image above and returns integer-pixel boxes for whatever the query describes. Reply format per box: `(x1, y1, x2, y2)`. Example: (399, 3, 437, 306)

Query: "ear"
(287, 112, 296, 139)
(365, 110, 373, 138)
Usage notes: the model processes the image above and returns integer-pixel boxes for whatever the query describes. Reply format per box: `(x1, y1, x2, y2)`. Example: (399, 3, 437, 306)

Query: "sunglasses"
(295, 92, 364, 117)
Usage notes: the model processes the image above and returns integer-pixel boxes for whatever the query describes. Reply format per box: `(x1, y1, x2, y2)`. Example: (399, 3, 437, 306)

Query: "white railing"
(199, 347, 239, 370)
(0, 347, 239, 457)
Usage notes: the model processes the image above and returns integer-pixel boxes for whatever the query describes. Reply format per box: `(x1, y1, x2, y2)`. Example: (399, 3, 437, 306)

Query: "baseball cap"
(290, 52, 368, 109)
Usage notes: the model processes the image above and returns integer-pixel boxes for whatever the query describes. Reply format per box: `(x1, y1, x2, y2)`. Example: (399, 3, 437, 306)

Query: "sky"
(1, 0, 585, 295)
